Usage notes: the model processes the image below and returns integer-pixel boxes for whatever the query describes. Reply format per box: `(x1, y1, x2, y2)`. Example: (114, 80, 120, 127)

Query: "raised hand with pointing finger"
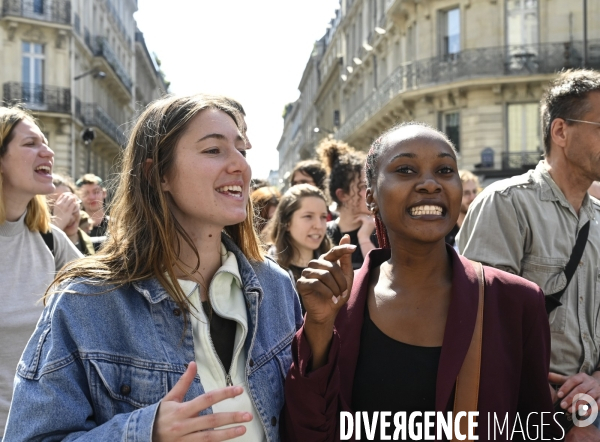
(297, 234, 355, 371)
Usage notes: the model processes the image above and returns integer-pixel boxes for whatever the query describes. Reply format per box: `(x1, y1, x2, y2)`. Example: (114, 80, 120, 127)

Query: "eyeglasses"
(565, 118, 600, 127)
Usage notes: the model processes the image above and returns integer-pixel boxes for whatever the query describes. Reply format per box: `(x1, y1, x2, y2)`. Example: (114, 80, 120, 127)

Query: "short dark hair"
(289, 160, 327, 192)
(365, 121, 456, 188)
(541, 69, 600, 155)
(365, 121, 457, 249)
(76, 173, 103, 188)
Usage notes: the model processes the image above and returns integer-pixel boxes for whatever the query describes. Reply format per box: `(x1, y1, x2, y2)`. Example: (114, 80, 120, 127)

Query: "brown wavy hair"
(45, 94, 263, 319)
(251, 186, 280, 234)
(268, 184, 331, 270)
(0, 106, 52, 232)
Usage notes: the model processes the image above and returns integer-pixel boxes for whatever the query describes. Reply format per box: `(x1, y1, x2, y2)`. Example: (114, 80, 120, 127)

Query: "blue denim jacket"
(4, 235, 303, 442)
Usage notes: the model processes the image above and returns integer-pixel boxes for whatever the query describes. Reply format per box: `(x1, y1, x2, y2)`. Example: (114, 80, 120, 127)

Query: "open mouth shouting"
(408, 204, 446, 219)
(34, 164, 52, 178)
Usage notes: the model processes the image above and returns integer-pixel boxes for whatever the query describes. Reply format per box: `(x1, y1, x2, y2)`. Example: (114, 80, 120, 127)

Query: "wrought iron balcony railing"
(1, 0, 71, 25)
(501, 151, 543, 170)
(104, 0, 132, 47)
(3, 82, 70, 113)
(94, 36, 133, 91)
(75, 101, 127, 147)
(336, 40, 600, 140)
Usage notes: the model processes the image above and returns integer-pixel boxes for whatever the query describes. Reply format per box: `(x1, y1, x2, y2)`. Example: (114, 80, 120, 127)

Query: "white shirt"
(178, 244, 266, 442)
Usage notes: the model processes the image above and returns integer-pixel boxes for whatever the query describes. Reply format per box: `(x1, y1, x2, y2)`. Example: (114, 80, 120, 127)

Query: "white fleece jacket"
(179, 244, 266, 441)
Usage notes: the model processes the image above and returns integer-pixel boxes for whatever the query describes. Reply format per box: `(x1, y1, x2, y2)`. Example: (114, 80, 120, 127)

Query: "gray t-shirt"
(0, 212, 82, 435)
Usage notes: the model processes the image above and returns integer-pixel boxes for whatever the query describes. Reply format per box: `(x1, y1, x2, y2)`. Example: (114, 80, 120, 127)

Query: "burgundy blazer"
(281, 247, 560, 441)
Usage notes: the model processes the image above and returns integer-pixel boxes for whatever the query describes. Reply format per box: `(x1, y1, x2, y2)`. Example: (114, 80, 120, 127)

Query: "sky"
(135, 0, 341, 181)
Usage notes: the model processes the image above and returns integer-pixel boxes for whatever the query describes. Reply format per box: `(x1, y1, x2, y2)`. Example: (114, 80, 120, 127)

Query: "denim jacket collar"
(132, 233, 264, 305)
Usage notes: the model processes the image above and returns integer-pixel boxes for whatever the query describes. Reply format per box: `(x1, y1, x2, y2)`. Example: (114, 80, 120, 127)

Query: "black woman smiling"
(281, 122, 561, 441)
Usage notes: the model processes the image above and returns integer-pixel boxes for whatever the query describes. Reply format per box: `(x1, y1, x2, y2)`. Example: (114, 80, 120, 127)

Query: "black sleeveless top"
(351, 307, 442, 441)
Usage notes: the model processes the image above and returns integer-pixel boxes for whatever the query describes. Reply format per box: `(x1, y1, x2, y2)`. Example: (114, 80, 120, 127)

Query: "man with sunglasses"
(458, 69, 600, 440)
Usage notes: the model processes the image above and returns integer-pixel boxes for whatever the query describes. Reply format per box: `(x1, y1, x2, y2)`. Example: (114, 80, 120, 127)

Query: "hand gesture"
(298, 235, 356, 326)
(153, 362, 252, 441)
(355, 214, 376, 239)
(549, 372, 600, 414)
(52, 193, 80, 231)
(297, 235, 355, 370)
(565, 425, 600, 442)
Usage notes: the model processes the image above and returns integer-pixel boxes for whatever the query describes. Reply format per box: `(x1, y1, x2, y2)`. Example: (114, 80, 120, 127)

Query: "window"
(357, 14, 363, 47)
(442, 112, 460, 152)
(22, 42, 44, 105)
(346, 31, 352, 61)
(406, 25, 415, 62)
(507, 103, 540, 153)
(440, 7, 460, 58)
(506, 0, 539, 70)
(371, 0, 377, 29)
(33, 0, 44, 14)
(506, 0, 538, 48)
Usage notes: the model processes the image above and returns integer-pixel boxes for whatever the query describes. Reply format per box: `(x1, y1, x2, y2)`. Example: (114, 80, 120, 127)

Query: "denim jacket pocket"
(521, 256, 567, 334)
(89, 359, 168, 422)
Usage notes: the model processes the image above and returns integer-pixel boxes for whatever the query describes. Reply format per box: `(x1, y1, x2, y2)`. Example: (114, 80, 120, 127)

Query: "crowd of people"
(0, 69, 599, 441)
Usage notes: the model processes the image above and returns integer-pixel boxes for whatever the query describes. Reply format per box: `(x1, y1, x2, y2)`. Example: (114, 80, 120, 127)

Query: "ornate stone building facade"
(0, 0, 167, 180)
(278, 0, 600, 183)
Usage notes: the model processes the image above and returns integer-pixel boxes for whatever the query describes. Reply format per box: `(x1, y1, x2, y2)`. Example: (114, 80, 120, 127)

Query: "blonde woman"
(4, 95, 302, 441)
(0, 107, 81, 436)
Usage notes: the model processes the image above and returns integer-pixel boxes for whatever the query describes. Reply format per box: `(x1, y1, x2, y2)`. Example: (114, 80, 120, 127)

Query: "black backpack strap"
(545, 221, 590, 314)
(40, 230, 55, 257)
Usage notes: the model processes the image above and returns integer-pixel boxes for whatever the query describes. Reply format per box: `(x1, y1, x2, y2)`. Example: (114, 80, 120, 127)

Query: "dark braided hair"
(317, 138, 365, 207)
(365, 121, 457, 249)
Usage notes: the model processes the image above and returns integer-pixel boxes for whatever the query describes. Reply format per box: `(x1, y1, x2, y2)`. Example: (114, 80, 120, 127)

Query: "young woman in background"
(318, 139, 377, 269)
(268, 184, 331, 312)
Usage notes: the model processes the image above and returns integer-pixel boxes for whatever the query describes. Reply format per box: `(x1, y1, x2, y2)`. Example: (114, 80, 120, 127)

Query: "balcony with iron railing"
(104, 0, 132, 47)
(75, 99, 126, 147)
(501, 151, 543, 170)
(90, 36, 133, 92)
(1, 0, 71, 25)
(336, 40, 600, 140)
(3, 82, 70, 113)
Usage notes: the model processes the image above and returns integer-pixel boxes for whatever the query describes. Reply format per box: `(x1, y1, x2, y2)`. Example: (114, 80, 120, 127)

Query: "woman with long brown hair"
(267, 184, 331, 312)
(5, 95, 302, 441)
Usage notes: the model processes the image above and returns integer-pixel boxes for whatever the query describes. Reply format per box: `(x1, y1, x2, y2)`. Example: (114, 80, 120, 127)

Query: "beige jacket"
(458, 161, 600, 376)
